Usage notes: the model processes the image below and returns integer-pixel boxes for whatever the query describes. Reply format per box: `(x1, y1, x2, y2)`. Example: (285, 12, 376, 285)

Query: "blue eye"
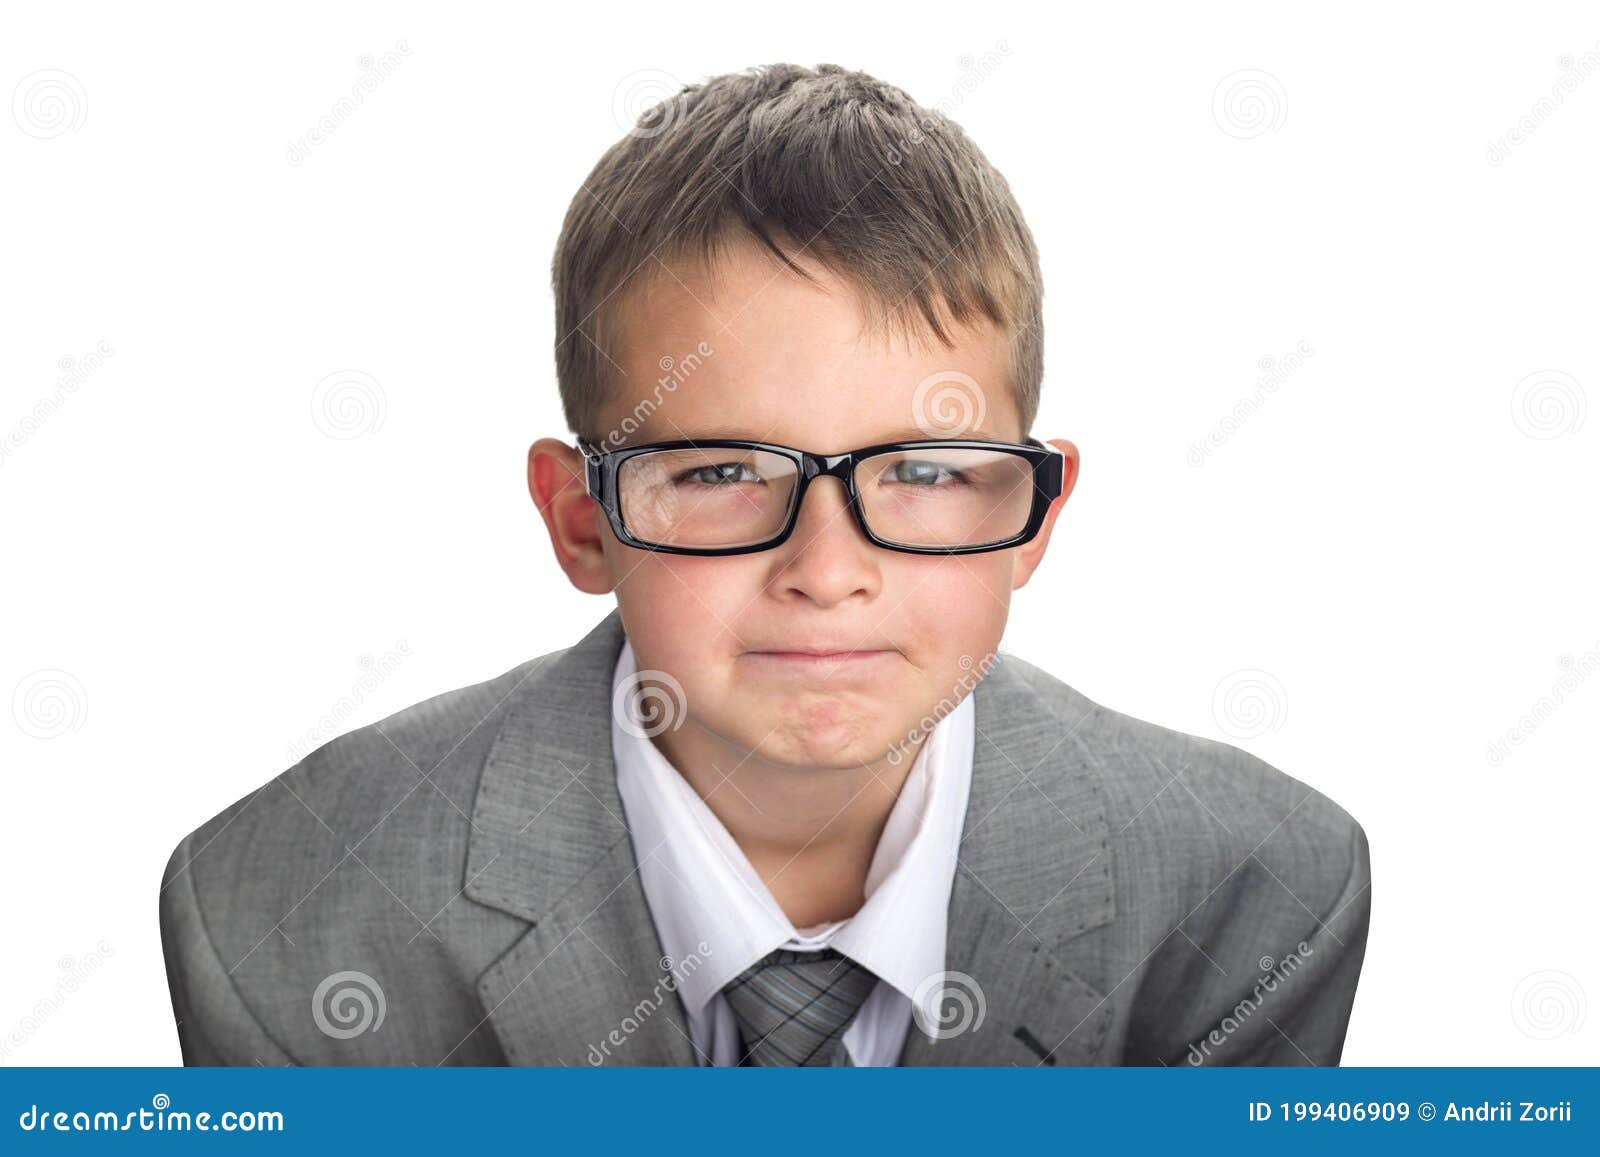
(888, 459, 962, 486)
(676, 462, 759, 486)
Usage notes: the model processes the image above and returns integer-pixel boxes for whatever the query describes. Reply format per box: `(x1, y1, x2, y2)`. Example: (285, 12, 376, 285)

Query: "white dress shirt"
(610, 637, 976, 1066)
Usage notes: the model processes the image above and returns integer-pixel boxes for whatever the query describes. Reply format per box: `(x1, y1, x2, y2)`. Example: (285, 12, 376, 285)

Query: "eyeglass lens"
(614, 445, 1035, 549)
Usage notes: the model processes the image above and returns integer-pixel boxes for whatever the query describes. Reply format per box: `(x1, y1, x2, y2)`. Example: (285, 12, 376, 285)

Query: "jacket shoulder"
(1002, 653, 1367, 915)
(158, 646, 569, 1061)
(164, 650, 555, 884)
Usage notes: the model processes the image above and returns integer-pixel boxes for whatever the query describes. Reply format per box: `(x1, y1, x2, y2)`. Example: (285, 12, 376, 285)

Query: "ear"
(527, 438, 614, 595)
(1011, 437, 1080, 590)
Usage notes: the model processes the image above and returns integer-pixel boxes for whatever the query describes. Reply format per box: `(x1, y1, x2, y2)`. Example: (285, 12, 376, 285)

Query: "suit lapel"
(898, 655, 1117, 1066)
(464, 610, 1117, 1067)
(465, 610, 697, 1065)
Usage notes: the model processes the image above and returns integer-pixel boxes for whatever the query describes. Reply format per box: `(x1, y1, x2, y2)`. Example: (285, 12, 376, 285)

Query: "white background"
(2, 2, 1596, 1066)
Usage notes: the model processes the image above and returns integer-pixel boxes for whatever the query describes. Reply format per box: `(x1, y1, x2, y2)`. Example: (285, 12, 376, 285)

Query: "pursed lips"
(742, 648, 899, 668)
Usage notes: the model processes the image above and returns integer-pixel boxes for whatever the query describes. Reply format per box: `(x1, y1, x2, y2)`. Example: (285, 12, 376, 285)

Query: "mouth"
(742, 648, 899, 672)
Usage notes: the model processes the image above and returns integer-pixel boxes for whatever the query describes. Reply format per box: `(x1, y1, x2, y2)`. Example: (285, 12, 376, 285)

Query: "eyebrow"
(664, 424, 1016, 445)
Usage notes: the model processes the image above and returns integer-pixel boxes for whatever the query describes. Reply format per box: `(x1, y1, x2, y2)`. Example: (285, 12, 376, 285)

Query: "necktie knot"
(720, 946, 879, 1066)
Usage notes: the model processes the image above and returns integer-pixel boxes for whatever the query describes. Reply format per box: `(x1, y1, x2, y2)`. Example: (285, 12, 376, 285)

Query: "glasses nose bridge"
(792, 450, 859, 522)
(801, 450, 856, 481)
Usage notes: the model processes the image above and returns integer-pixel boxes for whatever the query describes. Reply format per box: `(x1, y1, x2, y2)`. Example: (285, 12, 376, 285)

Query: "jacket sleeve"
(159, 835, 297, 1066)
(1168, 820, 1373, 1066)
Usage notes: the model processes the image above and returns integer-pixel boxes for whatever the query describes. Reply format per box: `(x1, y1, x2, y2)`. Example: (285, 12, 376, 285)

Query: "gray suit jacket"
(160, 608, 1372, 1066)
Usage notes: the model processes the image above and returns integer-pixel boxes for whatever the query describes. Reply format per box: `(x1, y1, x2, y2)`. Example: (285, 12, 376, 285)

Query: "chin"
(740, 708, 908, 771)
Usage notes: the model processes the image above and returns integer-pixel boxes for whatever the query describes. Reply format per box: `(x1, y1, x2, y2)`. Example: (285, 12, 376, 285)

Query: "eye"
(886, 459, 964, 486)
(675, 461, 761, 486)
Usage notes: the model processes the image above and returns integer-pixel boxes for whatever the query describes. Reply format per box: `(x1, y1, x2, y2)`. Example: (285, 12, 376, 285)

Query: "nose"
(767, 475, 882, 607)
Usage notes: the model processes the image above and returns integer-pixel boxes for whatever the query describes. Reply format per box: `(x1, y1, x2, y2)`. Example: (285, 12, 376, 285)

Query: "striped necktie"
(720, 947, 880, 1066)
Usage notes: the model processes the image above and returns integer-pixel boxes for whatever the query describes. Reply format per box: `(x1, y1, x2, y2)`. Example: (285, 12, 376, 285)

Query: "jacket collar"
(465, 609, 1117, 1066)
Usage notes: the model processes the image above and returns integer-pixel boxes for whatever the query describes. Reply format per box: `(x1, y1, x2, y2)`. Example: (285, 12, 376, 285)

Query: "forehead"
(599, 234, 1020, 450)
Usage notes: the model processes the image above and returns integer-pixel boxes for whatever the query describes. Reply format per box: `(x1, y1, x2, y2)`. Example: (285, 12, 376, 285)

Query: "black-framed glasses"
(577, 435, 1065, 556)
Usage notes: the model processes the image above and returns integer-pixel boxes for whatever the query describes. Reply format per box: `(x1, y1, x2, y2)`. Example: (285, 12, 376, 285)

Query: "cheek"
(885, 556, 1012, 658)
(612, 556, 764, 667)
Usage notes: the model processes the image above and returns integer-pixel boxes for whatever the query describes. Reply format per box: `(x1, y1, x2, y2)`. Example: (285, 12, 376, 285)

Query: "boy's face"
(531, 235, 1077, 773)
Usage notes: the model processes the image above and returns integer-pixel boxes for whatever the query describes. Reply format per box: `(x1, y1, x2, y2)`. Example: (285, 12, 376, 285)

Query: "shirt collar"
(609, 637, 975, 1029)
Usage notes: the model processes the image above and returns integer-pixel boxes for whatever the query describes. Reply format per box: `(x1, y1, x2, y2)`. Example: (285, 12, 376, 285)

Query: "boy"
(161, 63, 1370, 1067)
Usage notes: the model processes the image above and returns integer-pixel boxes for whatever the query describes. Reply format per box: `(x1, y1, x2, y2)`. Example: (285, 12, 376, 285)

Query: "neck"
(652, 721, 928, 927)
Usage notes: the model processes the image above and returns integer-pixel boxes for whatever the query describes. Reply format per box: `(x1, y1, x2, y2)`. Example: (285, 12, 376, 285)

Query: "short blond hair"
(552, 62, 1043, 440)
